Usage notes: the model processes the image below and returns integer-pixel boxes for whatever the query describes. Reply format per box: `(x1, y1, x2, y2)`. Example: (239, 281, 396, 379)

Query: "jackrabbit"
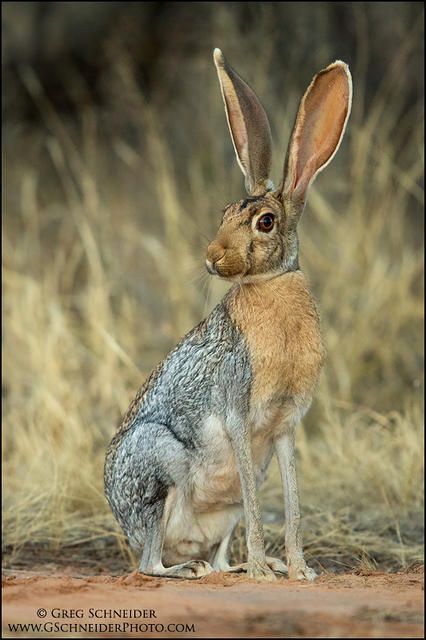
(104, 49, 352, 581)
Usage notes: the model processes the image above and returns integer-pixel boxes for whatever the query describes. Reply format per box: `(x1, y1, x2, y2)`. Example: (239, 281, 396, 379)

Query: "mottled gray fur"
(104, 300, 251, 563)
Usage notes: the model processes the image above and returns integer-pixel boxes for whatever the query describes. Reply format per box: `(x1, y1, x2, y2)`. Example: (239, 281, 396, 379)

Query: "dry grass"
(3, 5, 423, 573)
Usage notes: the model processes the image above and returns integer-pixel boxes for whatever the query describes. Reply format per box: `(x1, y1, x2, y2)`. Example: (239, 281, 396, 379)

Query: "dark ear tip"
(213, 48, 225, 69)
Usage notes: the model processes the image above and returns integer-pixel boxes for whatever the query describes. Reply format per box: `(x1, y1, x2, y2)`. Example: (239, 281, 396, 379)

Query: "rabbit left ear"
(281, 61, 352, 207)
(214, 48, 273, 195)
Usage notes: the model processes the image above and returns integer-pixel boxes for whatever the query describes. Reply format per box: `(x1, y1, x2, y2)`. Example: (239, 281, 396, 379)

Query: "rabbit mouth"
(205, 248, 247, 277)
(205, 257, 247, 280)
(206, 257, 284, 284)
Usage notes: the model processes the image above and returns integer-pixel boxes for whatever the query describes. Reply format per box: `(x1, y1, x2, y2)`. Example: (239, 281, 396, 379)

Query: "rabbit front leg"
(275, 430, 317, 581)
(226, 413, 276, 582)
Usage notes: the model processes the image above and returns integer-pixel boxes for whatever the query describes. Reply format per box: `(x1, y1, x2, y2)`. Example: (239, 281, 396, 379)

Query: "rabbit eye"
(257, 214, 275, 232)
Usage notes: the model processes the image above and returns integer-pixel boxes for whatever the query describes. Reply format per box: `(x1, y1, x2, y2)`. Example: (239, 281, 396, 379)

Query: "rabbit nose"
(205, 258, 217, 275)
(206, 243, 226, 270)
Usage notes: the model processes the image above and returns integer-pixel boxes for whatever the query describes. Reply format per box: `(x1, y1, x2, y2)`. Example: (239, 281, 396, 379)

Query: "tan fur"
(227, 271, 325, 405)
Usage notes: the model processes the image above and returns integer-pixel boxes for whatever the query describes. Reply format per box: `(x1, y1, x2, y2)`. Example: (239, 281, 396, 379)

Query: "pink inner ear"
(294, 68, 349, 194)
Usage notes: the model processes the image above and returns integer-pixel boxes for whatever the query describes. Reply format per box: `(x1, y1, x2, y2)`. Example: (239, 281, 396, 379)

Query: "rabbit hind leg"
(138, 491, 213, 580)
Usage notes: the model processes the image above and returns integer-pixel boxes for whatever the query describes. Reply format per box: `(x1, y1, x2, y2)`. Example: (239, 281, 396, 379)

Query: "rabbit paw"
(158, 560, 213, 579)
(265, 556, 288, 575)
(288, 562, 317, 582)
(226, 556, 287, 577)
(247, 559, 277, 582)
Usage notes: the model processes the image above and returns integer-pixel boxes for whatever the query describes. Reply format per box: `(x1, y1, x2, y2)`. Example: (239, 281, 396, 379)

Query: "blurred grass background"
(2, 2, 424, 574)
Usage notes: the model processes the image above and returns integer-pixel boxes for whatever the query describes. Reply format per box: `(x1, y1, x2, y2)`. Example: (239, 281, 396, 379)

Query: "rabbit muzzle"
(206, 239, 248, 279)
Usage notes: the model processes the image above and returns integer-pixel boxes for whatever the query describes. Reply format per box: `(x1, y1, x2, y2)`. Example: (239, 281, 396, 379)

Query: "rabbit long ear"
(213, 48, 273, 195)
(281, 60, 352, 207)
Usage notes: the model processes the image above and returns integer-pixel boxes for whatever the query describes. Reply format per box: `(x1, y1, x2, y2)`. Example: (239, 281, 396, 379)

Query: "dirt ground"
(2, 568, 424, 639)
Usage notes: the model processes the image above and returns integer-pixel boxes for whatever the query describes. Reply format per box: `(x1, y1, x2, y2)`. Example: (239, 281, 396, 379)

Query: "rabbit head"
(206, 49, 352, 281)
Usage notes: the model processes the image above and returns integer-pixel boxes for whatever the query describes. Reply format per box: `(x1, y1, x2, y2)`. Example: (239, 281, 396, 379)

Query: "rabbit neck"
(227, 270, 325, 406)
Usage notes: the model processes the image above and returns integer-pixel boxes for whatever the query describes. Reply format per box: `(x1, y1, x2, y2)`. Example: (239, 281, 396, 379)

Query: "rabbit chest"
(229, 270, 325, 409)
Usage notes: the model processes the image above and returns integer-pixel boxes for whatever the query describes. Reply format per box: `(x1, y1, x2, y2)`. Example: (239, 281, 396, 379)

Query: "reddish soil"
(2, 570, 424, 638)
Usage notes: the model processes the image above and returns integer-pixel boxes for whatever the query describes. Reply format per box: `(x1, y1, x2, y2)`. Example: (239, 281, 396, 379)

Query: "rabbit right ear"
(280, 60, 352, 210)
(214, 48, 273, 196)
